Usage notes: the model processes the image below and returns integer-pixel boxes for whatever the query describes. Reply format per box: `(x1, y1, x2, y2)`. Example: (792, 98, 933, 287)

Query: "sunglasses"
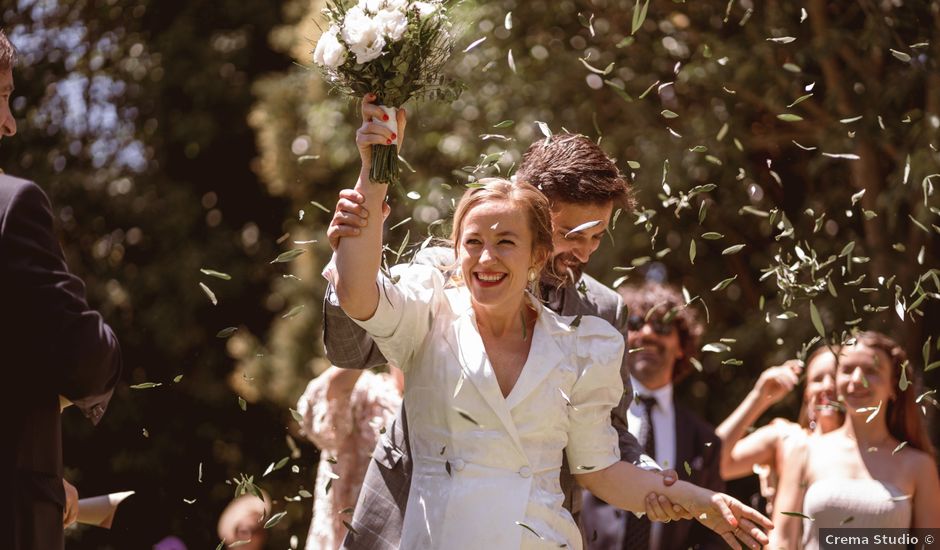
(626, 315, 676, 336)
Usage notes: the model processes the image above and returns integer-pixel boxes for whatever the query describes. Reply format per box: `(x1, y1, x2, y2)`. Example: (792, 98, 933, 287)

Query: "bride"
(329, 95, 773, 549)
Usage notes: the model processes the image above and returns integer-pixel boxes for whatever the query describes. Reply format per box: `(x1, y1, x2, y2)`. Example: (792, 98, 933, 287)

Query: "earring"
(528, 268, 537, 282)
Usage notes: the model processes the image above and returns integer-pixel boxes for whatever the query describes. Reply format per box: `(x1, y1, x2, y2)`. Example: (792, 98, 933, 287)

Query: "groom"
(322, 132, 690, 549)
(0, 30, 122, 550)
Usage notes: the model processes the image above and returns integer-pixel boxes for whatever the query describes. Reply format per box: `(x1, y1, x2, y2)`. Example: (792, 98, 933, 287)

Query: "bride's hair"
(447, 178, 554, 287)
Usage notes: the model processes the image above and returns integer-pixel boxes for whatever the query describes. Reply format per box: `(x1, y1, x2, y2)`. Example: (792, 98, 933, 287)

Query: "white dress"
(802, 478, 912, 549)
(353, 264, 624, 550)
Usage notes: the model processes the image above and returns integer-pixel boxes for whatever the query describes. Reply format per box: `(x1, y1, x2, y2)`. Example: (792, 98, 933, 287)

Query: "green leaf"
(493, 120, 514, 128)
(309, 201, 331, 213)
(516, 521, 544, 539)
(777, 113, 804, 122)
(454, 407, 481, 426)
(711, 275, 737, 292)
(810, 301, 825, 337)
(282, 305, 305, 319)
(270, 249, 305, 264)
(264, 511, 287, 529)
(200, 269, 231, 280)
(130, 382, 163, 390)
(689, 240, 696, 264)
(782, 511, 814, 520)
(889, 49, 911, 62)
(683, 461, 692, 476)
(702, 232, 724, 240)
(631, 0, 651, 35)
(289, 408, 304, 423)
(199, 282, 218, 306)
(216, 327, 238, 338)
(722, 244, 746, 255)
(238, 396, 247, 411)
(173, 375, 183, 383)
(787, 94, 813, 108)
(661, 109, 679, 119)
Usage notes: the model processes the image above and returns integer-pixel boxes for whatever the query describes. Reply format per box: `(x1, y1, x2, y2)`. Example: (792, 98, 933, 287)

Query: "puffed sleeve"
(350, 263, 447, 371)
(565, 315, 625, 472)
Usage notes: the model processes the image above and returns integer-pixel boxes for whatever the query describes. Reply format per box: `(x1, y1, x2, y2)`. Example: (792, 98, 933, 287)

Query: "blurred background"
(2, 0, 938, 547)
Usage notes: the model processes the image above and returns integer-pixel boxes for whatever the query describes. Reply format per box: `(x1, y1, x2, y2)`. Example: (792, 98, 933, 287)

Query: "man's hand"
(63, 479, 79, 527)
(326, 189, 391, 250)
(692, 491, 773, 549)
(644, 469, 694, 522)
(754, 360, 802, 404)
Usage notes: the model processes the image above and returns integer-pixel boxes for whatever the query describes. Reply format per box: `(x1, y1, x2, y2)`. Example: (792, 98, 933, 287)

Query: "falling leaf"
(777, 113, 804, 122)
(343, 521, 359, 536)
(238, 396, 247, 411)
(217, 327, 238, 338)
(810, 301, 825, 337)
(535, 121, 552, 139)
(683, 461, 692, 476)
(454, 407, 481, 426)
(282, 305, 305, 319)
(270, 249, 305, 264)
(516, 521, 545, 539)
(689, 240, 697, 264)
(309, 201, 331, 213)
(504, 11, 512, 29)
(631, 0, 650, 35)
(889, 49, 911, 62)
(892, 441, 908, 455)
(702, 232, 724, 240)
(722, 244, 746, 255)
(494, 120, 514, 129)
(661, 109, 679, 119)
(289, 408, 303, 423)
(787, 94, 814, 108)
(199, 282, 218, 305)
(711, 275, 737, 291)
(821, 152, 861, 160)
(507, 49, 516, 73)
(565, 220, 602, 238)
(781, 511, 814, 520)
(767, 36, 796, 44)
(200, 268, 231, 280)
(130, 382, 162, 390)
(173, 375, 183, 383)
(264, 511, 287, 529)
(463, 37, 486, 53)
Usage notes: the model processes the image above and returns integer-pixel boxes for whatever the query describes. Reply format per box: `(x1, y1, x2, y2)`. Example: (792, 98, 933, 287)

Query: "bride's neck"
(842, 409, 893, 447)
(474, 296, 532, 338)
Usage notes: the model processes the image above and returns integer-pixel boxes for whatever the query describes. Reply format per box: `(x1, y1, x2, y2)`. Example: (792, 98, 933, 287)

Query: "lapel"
(504, 301, 565, 410)
(441, 289, 527, 457)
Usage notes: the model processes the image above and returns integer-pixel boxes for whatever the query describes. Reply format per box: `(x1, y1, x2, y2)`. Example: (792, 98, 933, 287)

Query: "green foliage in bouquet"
(313, 0, 464, 184)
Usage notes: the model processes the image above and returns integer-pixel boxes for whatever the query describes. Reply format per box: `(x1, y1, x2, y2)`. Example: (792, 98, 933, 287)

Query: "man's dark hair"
(0, 30, 16, 72)
(619, 280, 703, 384)
(515, 133, 634, 209)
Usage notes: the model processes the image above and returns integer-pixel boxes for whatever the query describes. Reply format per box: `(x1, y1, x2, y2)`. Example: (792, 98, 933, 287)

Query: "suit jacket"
(581, 401, 725, 550)
(321, 247, 648, 550)
(0, 176, 122, 550)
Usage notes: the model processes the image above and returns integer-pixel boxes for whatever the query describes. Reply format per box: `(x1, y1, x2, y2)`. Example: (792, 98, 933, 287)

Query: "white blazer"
(353, 264, 624, 550)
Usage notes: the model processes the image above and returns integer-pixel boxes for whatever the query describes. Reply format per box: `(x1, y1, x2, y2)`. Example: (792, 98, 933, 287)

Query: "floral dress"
(297, 369, 402, 550)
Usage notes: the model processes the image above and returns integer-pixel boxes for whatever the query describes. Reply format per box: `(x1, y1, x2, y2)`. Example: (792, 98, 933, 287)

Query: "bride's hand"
(356, 94, 408, 169)
(686, 487, 773, 549)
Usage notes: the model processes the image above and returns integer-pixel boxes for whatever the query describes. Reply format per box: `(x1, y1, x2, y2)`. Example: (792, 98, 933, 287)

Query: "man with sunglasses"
(582, 280, 726, 550)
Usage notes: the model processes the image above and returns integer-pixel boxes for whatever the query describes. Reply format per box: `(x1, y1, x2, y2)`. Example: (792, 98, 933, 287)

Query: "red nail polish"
(391, 133, 397, 139)
(386, 139, 392, 144)
(383, 114, 389, 121)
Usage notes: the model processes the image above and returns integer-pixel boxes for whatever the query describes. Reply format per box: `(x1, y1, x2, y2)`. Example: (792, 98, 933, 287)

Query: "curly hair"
(515, 133, 635, 210)
(618, 281, 703, 384)
(0, 30, 16, 72)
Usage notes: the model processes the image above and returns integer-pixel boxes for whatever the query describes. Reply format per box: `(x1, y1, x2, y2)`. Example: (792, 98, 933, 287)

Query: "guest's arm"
(716, 361, 800, 480)
(2, 179, 121, 424)
(910, 449, 940, 528)
(768, 437, 809, 549)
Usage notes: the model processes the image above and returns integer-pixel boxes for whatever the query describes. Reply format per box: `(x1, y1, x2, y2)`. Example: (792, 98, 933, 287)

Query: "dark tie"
(624, 395, 657, 550)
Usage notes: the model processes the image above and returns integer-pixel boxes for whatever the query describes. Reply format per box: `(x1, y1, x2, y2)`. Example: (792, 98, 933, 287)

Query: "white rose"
(412, 1, 439, 19)
(342, 7, 387, 63)
(375, 8, 408, 42)
(385, 0, 408, 10)
(313, 26, 347, 68)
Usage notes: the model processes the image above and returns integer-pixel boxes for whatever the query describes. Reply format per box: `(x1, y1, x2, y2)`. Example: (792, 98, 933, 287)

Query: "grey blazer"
(321, 247, 647, 550)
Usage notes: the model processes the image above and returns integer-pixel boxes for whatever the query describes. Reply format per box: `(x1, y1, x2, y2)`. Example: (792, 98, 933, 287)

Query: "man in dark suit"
(0, 30, 122, 550)
(582, 280, 725, 550)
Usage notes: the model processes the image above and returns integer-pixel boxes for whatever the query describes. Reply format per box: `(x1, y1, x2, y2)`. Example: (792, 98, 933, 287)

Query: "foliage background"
(2, 0, 938, 547)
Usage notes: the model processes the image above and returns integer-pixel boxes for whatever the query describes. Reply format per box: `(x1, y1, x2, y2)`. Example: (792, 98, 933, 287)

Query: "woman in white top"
(332, 95, 773, 549)
(716, 349, 843, 514)
(771, 332, 940, 549)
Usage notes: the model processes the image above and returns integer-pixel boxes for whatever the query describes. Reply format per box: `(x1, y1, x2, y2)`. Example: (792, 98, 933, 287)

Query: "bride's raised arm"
(333, 94, 407, 321)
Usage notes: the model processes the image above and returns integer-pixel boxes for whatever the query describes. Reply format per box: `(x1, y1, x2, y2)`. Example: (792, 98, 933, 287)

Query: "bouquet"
(312, 0, 463, 185)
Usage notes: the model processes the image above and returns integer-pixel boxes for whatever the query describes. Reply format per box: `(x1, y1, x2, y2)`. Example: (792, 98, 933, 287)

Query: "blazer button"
(518, 466, 532, 478)
(452, 459, 466, 472)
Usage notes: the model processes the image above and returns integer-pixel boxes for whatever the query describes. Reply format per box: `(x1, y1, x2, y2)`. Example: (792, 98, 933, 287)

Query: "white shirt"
(353, 264, 625, 549)
(627, 378, 676, 548)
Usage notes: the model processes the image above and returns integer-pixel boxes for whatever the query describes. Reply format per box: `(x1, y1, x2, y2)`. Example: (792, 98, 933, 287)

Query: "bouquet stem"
(369, 143, 400, 185)
(369, 104, 400, 185)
